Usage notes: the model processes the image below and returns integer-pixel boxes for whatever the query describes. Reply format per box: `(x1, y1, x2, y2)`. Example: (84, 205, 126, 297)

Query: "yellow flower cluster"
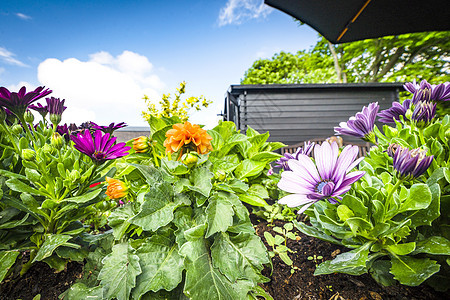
(142, 81, 212, 123)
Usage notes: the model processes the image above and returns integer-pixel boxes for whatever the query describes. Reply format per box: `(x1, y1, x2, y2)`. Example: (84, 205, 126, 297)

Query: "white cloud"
(0, 47, 28, 67)
(15, 13, 32, 20)
(6, 81, 34, 91)
(218, 0, 272, 26)
(37, 51, 165, 126)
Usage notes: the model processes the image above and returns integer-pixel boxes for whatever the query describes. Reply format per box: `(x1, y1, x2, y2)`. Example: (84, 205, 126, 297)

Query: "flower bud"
(22, 149, 36, 161)
(51, 132, 64, 149)
(49, 113, 62, 126)
(11, 124, 23, 135)
(182, 152, 199, 167)
(215, 170, 226, 182)
(68, 170, 80, 182)
(132, 136, 150, 153)
(42, 143, 55, 155)
(105, 177, 128, 200)
(24, 110, 34, 123)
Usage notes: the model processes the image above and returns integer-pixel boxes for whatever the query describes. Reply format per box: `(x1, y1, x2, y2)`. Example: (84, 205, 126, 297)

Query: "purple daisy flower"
(57, 124, 71, 142)
(405, 80, 450, 104)
(0, 86, 52, 117)
(71, 130, 131, 165)
(393, 146, 433, 179)
(277, 142, 365, 214)
(334, 102, 379, 143)
(411, 101, 436, 127)
(378, 99, 411, 124)
(275, 141, 315, 171)
(29, 103, 48, 119)
(92, 122, 127, 134)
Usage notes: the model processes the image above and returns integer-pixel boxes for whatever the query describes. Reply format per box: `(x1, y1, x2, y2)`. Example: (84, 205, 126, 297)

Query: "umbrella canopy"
(265, 0, 450, 44)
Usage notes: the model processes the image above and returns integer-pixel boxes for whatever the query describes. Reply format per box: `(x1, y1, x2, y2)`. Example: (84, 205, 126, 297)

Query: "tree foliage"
(241, 32, 450, 84)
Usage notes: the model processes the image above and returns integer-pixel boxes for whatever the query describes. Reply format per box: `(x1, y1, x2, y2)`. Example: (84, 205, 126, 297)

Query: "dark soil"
(254, 217, 448, 300)
(0, 259, 83, 300)
(1, 218, 447, 300)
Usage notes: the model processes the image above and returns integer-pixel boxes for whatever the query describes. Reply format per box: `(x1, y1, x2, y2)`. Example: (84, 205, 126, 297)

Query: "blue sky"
(1, 0, 319, 128)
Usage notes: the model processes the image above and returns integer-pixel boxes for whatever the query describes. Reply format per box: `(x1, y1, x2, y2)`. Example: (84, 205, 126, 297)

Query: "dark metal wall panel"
(226, 84, 402, 146)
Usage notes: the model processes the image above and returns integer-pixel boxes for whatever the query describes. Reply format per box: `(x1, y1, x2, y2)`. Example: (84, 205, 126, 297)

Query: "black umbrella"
(264, 0, 450, 44)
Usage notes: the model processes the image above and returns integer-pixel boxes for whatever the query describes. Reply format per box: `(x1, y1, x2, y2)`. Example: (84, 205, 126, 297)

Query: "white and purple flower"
(334, 102, 379, 143)
(277, 141, 365, 214)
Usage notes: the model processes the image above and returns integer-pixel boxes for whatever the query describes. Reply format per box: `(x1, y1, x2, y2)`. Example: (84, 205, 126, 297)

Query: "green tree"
(241, 51, 338, 84)
(242, 32, 450, 84)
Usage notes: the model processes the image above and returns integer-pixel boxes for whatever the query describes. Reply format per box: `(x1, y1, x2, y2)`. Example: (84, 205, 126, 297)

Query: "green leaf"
(345, 217, 374, 235)
(293, 221, 342, 245)
(248, 184, 269, 199)
(408, 183, 440, 228)
(188, 166, 213, 197)
(390, 256, 440, 286)
(413, 236, 450, 255)
(33, 234, 72, 262)
(109, 204, 136, 240)
(162, 159, 190, 175)
(249, 152, 281, 164)
(43, 255, 67, 272)
(132, 236, 184, 298)
(182, 239, 250, 300)
(211, 232, 269, 283)
(386, 242, 416, 255)
(130, 163, 162, 185)
(238, 193, 268, 207)
(205, 193, 235, 238)
(64, 283, 103, 300)
(98, 242, 141, 300)
(314, 242, 372, 276)
(6, 178, 45, 196)
(369, 260, 396, 287)
(131, 182, 180, 232)
(56, 246, 89, 262)
(399, 183, 432, 212)
(0, 251, 19, 282)
(234, 159, 266, 180)
(263, 232, 275, 247)
(63, 188, 102, 203)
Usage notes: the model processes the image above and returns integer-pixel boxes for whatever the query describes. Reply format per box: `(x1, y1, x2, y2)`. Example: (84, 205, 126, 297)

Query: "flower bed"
(0, 80, 449, 299)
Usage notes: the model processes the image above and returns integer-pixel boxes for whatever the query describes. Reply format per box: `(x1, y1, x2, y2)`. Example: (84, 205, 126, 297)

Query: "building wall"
(114, 127, 150, 143)
(227, 84, 402, 147)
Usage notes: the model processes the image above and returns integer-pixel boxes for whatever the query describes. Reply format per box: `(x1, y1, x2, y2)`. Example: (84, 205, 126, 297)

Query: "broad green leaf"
(109, 204, 136, 240)
(369, 260, 396, 287)
(33, 234, 72, 262)
(345, 217, 374, 235)
(6, 178, 45, 196)
(188, 166, 213, 197)
(227, 179, 249, 193)
(56, 246, 89, 262)
(293, 221, 342, 245)
(390, 256, 440, 286)
(235, 159, 266, 180)
(386, 242, 416, 255)
(206, 193, 234, 238)
(314, 242, 372, 276)
(249, 152, 281, 164)
(64, 283, 103, 300)
(0, 250, 19, 282)
(211, 232, 269, 283)
(0, 169, 28, 181)
(413, 236, 450, 255)
(399, 183, 431, 212)
(238, 193, 268, 207)
(263, 232, 275, 247)
(63, 188, 102, 203)
(182, 239, 249, 300)
(43, 255, 67, 272)
(248, 184, 269, 199)
(130, 163, 162, 185)
(337, 205, 354, 222)
(98, 243, 141, 300)
(162, 159, 190, 175)
(426, 167, 446, 186)
(0, 213, 33, 229)
(132, 236, 184, 298)
(408, 183, 440, 228)
(131, 182, 180, 232)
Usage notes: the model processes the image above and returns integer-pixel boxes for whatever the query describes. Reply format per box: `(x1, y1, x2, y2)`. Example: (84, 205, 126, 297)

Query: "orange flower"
(105, 177, 128, 199)
(132, 136, 150, 153)
(163, 121, 213, 154)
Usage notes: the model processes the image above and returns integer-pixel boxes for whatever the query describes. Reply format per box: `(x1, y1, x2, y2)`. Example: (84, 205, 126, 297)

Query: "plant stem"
(384, 179, 403, 217)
